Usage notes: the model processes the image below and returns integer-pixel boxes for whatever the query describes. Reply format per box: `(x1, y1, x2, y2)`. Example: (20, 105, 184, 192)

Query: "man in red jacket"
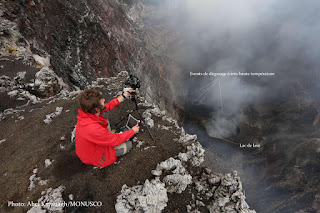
(75, 88, 140, 168)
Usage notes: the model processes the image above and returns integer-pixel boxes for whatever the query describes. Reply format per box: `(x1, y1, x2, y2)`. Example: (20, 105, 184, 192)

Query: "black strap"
(122, 92, 127, 99)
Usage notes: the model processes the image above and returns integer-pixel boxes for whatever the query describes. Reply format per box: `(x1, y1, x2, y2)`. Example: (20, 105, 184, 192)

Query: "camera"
(125, 75, 141, 90)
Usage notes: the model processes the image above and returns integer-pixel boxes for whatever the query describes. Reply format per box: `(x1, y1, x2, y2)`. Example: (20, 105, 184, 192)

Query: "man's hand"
(132, 124, 140, 134)
(123, 89, 136, 98)
(118, 89, 136, 103)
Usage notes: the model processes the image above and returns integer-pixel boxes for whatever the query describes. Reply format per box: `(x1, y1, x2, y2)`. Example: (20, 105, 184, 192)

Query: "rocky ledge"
(114, 74, 256, 212)
(0, 68, 255, 212)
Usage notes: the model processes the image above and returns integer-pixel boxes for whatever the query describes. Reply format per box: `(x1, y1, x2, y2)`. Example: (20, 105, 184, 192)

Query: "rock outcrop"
(115, 179, 168, 213)
(27, 186, 66, 213)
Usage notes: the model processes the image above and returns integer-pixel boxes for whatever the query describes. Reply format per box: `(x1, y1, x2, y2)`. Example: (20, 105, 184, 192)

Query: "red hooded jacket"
(75, 98, 135, 167)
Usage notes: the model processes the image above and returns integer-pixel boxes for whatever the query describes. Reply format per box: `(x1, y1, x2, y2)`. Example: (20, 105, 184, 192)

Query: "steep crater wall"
(2, 0, 177, 114)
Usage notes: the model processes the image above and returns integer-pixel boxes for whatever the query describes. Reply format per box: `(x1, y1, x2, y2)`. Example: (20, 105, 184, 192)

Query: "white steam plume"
(152, 0, 320, 137)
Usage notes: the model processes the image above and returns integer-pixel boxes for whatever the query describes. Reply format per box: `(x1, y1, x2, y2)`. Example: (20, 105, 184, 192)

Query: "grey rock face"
(27, 67, 62, 97)
(43, 107, 63, 124)
(0, 17, 31, 57)
(163, 174, 192, 194)
(185, 142, 205, 167)
(0, 17, 64, 106)
(27, 186, 66, 213)
(115, 179, 168, 213)
(152, 157, 192, 194)
(142, 109, 154, 128)
(195, 171, 256, 213)
(178, 132, 198, 145)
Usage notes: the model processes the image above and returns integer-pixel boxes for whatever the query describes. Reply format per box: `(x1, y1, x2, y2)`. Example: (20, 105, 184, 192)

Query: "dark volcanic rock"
(3, 0, 178, 114)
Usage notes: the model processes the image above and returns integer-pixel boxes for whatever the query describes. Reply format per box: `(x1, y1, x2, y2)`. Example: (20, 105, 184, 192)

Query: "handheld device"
(126, 114, 140, 129)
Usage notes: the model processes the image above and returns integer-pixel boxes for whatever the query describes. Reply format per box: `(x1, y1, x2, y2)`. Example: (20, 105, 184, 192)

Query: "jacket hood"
(77, 109, 107, 126)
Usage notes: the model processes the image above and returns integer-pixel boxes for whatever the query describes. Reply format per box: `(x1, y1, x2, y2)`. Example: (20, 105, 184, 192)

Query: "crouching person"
(75, 88, 139, 168)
